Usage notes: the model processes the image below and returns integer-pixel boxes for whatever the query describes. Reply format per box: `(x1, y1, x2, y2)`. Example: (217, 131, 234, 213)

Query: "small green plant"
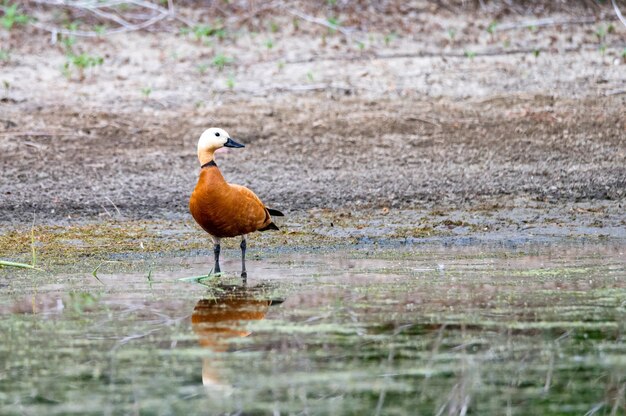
(356, 41, 365, 51)
(0, 49, 9, 62)
(595, 25, 607, 41)
(226, 76, 235, 90)
(277, 60, 285, 71)
(306, 71, 314, 82)
(464, 50, 476, 59)
(61, 35, 76, 51)
(1, 3, 30, 30)
(212, 54, 232, 70)
(384, 32, 397, 47)
(141, 86, 152, 98)
(533, 48, 540, 57)
(447, 28, 456, 42)
(197, 63, 209, 74)
(269, 21, 279, 33)
(61, 23, 80, 52)
(486, 21, 497, 35)
(63, 53, 104, 80)
(264, 38, 274, 49)
(595, 24, 613, 55)
(70, 53, 103, 68)
(326, 16, 339, 33)
(191, 24, 226, 41)
(94, 25, 106, 36)
(503, 38, 511, 48)
(622, 49, 626, 61)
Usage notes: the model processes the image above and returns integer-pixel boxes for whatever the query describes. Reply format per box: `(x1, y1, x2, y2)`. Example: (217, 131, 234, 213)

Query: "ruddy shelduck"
(189, 127, 283, 278)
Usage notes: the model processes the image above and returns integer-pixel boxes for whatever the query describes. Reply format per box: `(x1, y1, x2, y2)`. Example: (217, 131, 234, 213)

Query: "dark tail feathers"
(266, 208, 284, 217)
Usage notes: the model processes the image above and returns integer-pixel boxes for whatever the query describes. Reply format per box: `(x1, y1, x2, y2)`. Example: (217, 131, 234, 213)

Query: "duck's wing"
(228, 184, 276, 232)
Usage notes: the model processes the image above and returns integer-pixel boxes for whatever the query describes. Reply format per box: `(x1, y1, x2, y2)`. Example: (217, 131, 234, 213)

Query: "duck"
(189, 127, 283, 278)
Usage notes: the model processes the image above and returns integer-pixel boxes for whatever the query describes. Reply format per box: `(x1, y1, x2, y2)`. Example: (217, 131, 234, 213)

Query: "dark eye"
(215, 132, 220, 137)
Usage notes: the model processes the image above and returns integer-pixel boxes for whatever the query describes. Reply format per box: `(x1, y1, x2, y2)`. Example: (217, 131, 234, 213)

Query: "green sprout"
(269, 21, 279, 33)
(326, 17, 340, 33)
(1, 3, 30, 30)
(356, 41, 365, 51)
(0, 49, 9, 61)
(447, 28, 456, 41)
(192, 24, 225, 41)
(486, 21, 497, 35)
(595, 24, 613, 55)
(264, 38, 274, 49)
(595, 25, 607, 41)
(70, 53, 103, 68)
(141, 87, 152, 98)
(212, 54, 233, 70)
(226, 76, 235, 90)
(61, 35, 76, 52)
(197, 63, 209, 74)
(533, 49, 541, 57)
(63, 53, 104, 80)
(277, 60, 285, 71)
(464, 50, 476, 59)
(306, 71, 314, 82)
(384, 32, 397, 47)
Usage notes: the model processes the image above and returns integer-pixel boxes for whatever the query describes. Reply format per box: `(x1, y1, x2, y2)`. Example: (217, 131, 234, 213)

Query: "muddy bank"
(1, 3, 625, 224)
(1, 95, 625, 224)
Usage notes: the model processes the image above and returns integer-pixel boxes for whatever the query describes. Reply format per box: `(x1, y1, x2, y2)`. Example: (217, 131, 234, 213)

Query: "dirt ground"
(1, 2, 625, 226)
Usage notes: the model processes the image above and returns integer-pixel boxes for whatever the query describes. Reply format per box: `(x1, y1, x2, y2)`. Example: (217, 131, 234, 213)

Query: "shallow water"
(1, 244, 625, 415)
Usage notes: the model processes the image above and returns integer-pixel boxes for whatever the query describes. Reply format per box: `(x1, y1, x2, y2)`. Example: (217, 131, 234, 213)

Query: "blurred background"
(1, 0, 625, 222)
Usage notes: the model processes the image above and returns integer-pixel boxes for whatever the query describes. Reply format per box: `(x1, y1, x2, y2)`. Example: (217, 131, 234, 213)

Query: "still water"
(1, 244, 624, 415)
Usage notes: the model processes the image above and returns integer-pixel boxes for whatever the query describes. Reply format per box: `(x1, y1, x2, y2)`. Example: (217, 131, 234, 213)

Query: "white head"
(197, 127, 245, 165)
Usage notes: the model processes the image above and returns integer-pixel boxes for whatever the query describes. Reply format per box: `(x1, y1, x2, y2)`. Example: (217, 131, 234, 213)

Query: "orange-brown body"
(189, 165, 272, 238)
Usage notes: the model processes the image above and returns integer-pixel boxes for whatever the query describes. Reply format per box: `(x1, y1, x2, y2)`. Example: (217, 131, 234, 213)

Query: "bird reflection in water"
(191, 282, 283, 390)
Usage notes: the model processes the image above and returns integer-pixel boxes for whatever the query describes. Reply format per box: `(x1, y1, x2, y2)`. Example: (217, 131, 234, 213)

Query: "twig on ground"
(0, 131, 74, 137)
(105, 196, 122, 217)
(606, 88, 626, 96)
(26, 0, 197, 38)
(612, 0, 626, 28)
(495, 17, 606, 31)
(286, 9, 355, 37)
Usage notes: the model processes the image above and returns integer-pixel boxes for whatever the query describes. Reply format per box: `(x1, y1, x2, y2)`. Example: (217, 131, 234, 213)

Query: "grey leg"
(212, 237, 221, 275)
(240, 237, 247, 279)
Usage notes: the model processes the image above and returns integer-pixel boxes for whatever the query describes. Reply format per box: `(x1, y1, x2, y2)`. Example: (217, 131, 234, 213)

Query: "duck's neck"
(198, 149, 215, 167)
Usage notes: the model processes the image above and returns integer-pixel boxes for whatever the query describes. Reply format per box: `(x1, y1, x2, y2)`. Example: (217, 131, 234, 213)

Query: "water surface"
(1, 244, 624, 415)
